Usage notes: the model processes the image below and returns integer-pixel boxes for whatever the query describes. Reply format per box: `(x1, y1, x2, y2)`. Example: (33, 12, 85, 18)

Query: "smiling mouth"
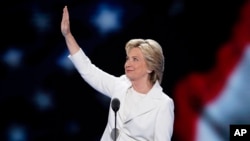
(126, 69, 133, 72)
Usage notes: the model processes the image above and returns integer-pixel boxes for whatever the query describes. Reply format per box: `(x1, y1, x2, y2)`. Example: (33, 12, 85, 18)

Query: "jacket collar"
(118, 81, 163, 123)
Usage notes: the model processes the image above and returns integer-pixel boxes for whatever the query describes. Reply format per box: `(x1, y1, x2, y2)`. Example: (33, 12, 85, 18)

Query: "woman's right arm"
(61, 6, 80, 55)
(60, 6, 121, 97)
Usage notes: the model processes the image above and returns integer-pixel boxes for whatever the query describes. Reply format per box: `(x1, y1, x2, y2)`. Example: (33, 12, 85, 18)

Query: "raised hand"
(61, 6, 71, 37)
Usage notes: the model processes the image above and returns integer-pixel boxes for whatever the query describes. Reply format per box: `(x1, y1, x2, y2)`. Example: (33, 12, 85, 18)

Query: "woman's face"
(124, 47, 150, 82)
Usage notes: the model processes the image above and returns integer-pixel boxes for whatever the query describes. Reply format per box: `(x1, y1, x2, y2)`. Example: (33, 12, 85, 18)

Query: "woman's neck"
(131, 80, 153, 94)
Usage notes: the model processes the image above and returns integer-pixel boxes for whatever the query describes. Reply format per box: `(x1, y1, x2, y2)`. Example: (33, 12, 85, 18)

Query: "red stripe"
(173, 1, 250, 141)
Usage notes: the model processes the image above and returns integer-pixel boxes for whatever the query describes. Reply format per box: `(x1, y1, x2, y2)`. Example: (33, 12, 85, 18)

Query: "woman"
(61, 5, 174, 141)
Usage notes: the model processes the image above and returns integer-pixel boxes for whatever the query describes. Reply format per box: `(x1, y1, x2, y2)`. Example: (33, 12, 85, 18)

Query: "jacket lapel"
(123, 81, 163, 123)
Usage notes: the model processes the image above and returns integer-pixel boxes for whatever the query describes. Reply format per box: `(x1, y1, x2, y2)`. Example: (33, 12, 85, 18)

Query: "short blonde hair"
(125, 38, 165, 84)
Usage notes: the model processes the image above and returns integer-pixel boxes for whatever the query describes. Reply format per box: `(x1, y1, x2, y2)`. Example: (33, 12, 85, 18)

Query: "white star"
(91, 3, 123, 35)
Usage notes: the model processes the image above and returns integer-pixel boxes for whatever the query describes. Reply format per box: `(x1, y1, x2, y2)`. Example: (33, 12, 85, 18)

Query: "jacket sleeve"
(154, 96, 175, 141)
(68, 48, 120, 98)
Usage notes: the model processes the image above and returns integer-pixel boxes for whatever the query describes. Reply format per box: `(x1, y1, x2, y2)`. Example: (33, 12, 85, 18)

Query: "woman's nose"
(125, 60, 131, 68)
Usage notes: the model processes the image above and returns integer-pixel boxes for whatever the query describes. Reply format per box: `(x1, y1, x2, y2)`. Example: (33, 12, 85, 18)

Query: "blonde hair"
(125, 38, 165, 84)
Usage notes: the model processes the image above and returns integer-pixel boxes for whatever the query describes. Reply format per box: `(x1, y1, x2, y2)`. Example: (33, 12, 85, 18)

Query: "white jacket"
(69, 48, 174, 141)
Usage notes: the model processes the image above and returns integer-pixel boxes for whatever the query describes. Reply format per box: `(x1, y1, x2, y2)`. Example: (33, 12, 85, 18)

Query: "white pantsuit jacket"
(69, 48, 174, 141)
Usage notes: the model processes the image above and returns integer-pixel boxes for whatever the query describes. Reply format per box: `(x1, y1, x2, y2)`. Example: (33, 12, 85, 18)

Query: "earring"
(147, 70, 152, 73)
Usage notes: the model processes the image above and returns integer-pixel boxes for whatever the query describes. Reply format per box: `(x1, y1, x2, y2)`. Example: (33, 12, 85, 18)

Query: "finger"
(64, 6, 69, 21)
(62, 8, 68, 23)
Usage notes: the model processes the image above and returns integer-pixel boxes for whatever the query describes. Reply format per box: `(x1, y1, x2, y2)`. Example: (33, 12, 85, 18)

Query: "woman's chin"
(125, 74, 133, 80)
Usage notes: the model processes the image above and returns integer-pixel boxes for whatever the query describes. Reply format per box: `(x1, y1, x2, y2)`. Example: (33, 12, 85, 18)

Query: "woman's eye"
(133, 58, 138, 61)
